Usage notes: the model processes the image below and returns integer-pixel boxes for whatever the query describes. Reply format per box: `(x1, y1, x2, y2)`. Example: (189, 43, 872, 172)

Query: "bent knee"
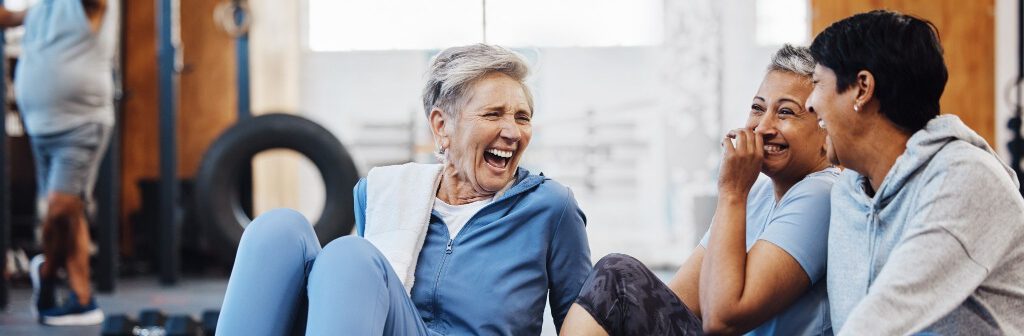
(317, 236, 382, 266)
(242, 208, 316, 245)
(594, 253, 643, 272)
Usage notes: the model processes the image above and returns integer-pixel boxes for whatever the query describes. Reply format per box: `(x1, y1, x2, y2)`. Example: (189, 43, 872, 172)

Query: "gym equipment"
(101, 309, 218, 336)
(165, 314, 201, 336)
(157, 0, 184, 285)
(138, 309, 168, 328)
(100, 314, 138, 336)
(0, 0, 10, 309)
(1012, 0, 1024, 195)
(195, 113, 359, 260)
(201, 310, 219, 335)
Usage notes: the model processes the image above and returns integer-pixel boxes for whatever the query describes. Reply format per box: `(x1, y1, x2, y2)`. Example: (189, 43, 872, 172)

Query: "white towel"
(364, 163, 444, 294)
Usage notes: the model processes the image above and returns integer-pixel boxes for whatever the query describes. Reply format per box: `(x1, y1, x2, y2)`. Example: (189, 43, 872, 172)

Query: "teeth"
(486, 148, 513, 158)
(763, 145, 786, 154)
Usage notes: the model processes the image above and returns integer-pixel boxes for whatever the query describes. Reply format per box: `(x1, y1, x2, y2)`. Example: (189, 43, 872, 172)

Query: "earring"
(853, 104, 860, 112)
(434, 145, 448, 163)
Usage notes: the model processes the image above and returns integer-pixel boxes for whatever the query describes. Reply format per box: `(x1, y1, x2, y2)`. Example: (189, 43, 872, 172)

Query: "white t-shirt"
(433, 197, 492, 238)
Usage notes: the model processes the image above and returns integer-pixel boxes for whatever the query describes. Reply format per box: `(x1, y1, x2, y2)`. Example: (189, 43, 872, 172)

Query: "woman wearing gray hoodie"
(808, 10, 1024, 335)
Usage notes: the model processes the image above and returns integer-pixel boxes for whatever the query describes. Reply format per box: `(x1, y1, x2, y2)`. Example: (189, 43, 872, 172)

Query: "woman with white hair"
(561, 45, 837, 336)
(217, 44, 592, 335)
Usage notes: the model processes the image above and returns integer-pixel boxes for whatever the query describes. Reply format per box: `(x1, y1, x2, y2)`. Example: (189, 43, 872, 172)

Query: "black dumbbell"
(100, 314, 138, 336)
(135, 308, 168, 335)
(165, 314, 201, 336)
(138, 308, 167, 327)
(201, 310, 219, 336)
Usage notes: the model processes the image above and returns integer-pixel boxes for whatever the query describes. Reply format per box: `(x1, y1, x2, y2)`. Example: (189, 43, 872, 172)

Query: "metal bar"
(96, 120, 120, 292)
(1012, 0, 1024, 195)
(96, 0, 127, 294)
(234, 1, 253, 217)
(235, 2, 250, 121)
(96, 98, 122, 293)
(157, 0, 180, 285)
(0, 0, 9, 309)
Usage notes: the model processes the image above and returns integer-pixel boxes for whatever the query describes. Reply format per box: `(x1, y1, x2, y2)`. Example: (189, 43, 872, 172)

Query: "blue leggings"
(217, 209, 431, 335)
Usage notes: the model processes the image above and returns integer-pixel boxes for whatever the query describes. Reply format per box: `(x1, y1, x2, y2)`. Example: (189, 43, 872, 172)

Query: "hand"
(718, 128, 763, 197)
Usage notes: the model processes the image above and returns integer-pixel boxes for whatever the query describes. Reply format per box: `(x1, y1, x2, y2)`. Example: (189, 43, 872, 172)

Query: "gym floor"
(0, 271, 678, 335)
(0, 277, 226, 336)
(0, 275, 576, 335)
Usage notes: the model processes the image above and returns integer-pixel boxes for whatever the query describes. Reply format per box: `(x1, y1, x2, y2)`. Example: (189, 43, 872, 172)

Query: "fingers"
(753, 129, 764, 158)
(739, 129, 750, 153)
(724, 128, 767, 157)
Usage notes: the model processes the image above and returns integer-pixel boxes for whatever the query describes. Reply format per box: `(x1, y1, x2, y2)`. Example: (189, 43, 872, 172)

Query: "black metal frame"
(1012, 0, 1024, 195)
(0, 0, 9, 309)
(157, 0, 181, 285)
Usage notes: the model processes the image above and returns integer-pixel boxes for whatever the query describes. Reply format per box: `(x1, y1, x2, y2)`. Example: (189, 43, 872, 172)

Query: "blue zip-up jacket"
(355, 168, 592, 335)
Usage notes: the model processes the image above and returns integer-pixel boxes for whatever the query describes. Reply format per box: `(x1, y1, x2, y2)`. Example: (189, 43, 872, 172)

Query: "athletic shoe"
(29, 255, 57, 316)
(39, 291, 105, 326)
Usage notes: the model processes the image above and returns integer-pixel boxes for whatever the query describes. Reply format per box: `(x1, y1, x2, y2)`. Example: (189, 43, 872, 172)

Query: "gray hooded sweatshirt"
(828, 115, 1024, 335)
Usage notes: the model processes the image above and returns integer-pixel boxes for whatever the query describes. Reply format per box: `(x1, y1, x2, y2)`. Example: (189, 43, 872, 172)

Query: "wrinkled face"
(444, 73, 533, 193)
(807, 65, 860, 167)
(747, 70, 827, 180)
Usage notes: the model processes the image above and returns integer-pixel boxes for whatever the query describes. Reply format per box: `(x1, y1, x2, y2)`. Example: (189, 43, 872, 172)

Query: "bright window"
(307, 0, 482, 52)
(307, 0, 663, 51)
(755, 0, 810, 46)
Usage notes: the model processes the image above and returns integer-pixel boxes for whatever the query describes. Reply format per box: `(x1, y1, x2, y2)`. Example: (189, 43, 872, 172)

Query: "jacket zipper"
(426, 175, 541, 329)
(430, 228, 453, 328)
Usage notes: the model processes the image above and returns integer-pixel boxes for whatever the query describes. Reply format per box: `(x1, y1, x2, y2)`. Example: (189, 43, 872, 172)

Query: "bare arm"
(667, 246, 705, 317)
(0, 7, 26, 28)
(697, 129, 815, 335)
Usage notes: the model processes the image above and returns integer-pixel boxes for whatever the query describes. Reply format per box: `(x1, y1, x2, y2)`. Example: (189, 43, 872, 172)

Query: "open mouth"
(484, 148, 514, 169)
(763, 143, 789, 156)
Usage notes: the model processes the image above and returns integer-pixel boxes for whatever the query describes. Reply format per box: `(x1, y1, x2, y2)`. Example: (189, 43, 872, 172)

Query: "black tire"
(195, 113, 359, 261)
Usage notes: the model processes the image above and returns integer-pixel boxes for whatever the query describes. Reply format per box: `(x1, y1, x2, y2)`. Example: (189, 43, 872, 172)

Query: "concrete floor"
(0, 277, 226, 336)
(0, 271, 674, 335)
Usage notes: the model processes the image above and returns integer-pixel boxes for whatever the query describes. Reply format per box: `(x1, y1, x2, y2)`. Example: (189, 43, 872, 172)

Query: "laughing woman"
(561, 45, 837, 336)
(217, 44, 591, 335)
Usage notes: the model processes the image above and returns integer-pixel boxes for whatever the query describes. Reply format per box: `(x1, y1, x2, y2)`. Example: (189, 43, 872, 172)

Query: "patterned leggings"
(574, 253, 704, 336)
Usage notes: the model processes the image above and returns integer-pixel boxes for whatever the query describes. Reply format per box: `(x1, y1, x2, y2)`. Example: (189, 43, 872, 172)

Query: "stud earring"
(434, 145, 448, 163)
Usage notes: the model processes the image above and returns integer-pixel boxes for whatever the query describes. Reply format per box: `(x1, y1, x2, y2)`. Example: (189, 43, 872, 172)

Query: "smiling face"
(434, 72, 533, 196)
(807, 64, 862, 169)
(747, 70, 828, 181)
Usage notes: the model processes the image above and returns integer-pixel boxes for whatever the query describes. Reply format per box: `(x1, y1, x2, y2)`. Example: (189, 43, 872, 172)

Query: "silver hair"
(422, 44, 534, 120)
(768, 44, 815, 77)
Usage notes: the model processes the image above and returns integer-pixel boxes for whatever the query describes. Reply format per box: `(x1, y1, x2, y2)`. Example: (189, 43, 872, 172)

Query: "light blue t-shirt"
(701, 167, 839, 336)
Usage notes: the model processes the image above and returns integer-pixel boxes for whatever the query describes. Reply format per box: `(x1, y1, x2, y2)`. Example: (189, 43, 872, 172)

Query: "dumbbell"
(138, 308, 167, 327)
(101, 309, 216, 336)
(165, 314, 201, 336)
(201, 310, 219, 336)
(100, 314, 137, 336)
(101, 309, 166, 336)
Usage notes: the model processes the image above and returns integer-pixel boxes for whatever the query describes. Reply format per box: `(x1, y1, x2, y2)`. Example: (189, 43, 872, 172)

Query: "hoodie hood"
(859, 115, 1020, 207)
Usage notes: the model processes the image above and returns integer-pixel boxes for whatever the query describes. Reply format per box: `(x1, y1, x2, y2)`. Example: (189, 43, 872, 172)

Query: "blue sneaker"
(29, 255, 57, 315)
(39, 291, 105, 326)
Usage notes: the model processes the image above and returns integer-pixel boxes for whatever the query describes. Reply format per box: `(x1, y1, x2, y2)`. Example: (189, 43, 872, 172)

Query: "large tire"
(195, 113, 359, 261)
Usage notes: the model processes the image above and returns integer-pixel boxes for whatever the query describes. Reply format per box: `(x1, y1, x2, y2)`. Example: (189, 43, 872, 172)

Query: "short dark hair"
(810, 10, 948, 133)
